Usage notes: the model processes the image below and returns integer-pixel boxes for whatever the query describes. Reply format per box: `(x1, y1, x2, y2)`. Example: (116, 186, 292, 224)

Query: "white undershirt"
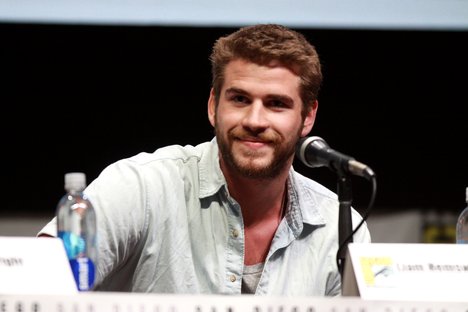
(241, 262, 265, 294)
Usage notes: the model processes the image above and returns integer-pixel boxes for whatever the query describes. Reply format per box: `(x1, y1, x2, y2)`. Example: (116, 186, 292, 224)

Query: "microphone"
(296, 136, 375, 180)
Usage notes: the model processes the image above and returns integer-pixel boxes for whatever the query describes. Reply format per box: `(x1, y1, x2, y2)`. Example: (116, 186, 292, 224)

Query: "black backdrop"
(2, 23, 467, 217)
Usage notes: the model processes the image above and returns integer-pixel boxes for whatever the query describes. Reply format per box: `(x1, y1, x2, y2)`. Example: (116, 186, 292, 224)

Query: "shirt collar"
(198, 137, 226, 199)
(286, 169, 326, 235)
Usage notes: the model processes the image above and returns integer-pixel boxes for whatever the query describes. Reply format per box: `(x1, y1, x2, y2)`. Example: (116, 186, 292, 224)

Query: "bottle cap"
(64, 172, 86, 192)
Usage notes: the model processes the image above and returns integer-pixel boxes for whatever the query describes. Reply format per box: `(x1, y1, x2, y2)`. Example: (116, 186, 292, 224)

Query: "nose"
(241, 100, 268, 131)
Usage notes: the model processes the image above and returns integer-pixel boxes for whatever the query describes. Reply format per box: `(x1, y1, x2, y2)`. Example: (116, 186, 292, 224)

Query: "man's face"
(208, 59, 316, 179)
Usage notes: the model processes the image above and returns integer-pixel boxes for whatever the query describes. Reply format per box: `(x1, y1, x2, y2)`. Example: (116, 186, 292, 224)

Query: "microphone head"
(297, 136, 376, 179)
(296, 136, 330, 168)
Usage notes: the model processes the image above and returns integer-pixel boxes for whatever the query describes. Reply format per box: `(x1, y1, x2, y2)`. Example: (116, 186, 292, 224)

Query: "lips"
(233, 136, 276, 155)
(239, 136, 268, 143)
(240, 140, 268, 149)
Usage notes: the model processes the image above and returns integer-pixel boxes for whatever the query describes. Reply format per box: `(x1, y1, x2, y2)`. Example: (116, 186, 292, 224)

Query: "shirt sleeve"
(84, 158, 150, 287)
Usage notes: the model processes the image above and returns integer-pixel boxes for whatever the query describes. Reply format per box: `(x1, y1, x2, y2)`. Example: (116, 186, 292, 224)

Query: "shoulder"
(125, 141, 211, 167)
(85, 141, 212, 196)
(96, 141, 213, 180)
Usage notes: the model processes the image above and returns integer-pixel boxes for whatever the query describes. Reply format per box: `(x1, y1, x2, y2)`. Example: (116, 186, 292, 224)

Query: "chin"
(236, 160, 281, 179)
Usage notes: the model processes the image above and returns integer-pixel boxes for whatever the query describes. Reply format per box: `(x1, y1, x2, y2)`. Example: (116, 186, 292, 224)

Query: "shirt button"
(229, 274, 237, 282)
(232, 229, 239, 238)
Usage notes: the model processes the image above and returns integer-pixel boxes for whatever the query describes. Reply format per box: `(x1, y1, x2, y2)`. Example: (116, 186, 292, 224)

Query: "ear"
(301, 100, 318, 137)
(208, 88, 216, 127)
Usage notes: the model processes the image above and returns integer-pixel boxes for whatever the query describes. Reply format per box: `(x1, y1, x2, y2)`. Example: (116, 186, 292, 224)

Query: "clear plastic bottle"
(56, 172, 97, 291)
(455, 187, 468, 244)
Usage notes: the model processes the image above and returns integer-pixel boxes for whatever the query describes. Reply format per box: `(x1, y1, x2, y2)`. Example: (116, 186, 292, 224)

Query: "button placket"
(222, 189, 244, 293)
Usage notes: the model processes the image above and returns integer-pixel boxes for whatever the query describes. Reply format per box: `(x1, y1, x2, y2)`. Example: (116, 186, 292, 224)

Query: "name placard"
(342, 243, 468, 301)
(0, 236, 78, 294)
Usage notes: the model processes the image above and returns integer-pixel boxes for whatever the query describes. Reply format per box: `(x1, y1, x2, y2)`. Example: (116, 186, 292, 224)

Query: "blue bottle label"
(58, 231, 86, 259)
(70, 257, 95, 291)
(58, 231, 95, 290)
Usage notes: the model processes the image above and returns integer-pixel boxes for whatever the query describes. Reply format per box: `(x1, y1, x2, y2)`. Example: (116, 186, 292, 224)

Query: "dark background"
(2, 23, 467, 218)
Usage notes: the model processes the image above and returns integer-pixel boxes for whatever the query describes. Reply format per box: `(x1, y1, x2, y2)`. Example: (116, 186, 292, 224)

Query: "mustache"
(230, 128, 280, 143)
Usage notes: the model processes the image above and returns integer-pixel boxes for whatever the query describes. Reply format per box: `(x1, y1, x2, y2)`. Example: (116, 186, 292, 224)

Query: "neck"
(222, 166, 289, 226)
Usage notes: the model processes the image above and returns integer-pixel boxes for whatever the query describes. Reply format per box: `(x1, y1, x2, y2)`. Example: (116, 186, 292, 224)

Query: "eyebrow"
(225, 87, 294, 106)
(225, 87, 248, 97)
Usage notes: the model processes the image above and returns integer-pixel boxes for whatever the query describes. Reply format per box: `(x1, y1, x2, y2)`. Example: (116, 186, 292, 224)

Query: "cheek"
(279, 116, 304, 137)
(215, 106, 238, 127)
(213, 111, 232, 133)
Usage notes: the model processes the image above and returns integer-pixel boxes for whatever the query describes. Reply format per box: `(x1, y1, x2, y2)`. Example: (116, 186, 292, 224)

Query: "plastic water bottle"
(455, 187, 468, 244)
(56, 172, 97, 291)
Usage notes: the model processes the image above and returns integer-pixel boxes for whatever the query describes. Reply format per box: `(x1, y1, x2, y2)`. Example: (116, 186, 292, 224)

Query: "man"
(39, 24, 371, 295)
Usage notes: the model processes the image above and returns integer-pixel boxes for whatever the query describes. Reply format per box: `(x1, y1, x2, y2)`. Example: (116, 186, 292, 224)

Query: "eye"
(231, 94, 250, 104)
(268, 99, 287, 108)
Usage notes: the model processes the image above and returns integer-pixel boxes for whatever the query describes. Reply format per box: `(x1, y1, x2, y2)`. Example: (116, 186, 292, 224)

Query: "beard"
(215, 125, 299, 180)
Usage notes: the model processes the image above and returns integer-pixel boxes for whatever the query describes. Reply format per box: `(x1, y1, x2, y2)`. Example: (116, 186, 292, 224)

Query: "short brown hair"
(210, 24, 322, 115)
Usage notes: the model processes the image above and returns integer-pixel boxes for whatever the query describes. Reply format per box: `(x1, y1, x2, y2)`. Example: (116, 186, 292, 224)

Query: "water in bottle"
(56, 172, 97, 290)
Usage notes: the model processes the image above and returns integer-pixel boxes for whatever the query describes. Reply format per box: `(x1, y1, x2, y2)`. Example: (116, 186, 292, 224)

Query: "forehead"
(223, 59, 302, 98)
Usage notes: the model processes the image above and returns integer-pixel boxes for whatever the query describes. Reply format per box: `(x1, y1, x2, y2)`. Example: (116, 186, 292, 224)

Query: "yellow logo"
(360, 257, 394, 286)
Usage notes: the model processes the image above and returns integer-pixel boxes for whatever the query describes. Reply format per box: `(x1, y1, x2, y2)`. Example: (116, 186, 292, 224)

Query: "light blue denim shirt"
(39, 138, 370, 296)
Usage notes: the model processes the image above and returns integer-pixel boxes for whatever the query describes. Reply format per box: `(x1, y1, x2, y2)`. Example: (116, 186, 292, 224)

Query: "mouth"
(236, 136, 272, 150)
